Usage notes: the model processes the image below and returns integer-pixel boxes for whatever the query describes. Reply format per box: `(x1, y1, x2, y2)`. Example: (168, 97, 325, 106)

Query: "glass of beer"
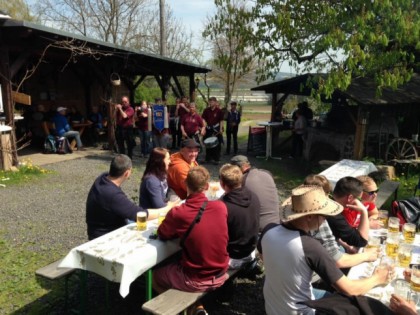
(403, 223, 416, 243)
(388, 216, 400, 233)
(394, 279, 419, 304)
(136, 212, 147, 231)
(398, 243, 413, 268)
(367, 236, 381, 250)
(378, 210, 388, 228)
(158, 212, 166, 225)
(208, 182, 219, 200)
(385, 232, 400, 258)
(410, 264, 420, 292)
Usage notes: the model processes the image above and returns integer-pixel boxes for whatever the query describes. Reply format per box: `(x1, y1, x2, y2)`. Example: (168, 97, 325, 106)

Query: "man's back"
(222, 186, 260, 259)
(158, 192, 229, 280)
(244, 168, 280, 231)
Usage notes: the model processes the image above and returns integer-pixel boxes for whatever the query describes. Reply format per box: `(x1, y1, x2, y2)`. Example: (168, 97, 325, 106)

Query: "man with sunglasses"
(326, 176, 369, 248)
(357, 175, 381, 229)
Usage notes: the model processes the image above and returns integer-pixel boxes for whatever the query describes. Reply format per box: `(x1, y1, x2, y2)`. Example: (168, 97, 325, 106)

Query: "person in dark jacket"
(86, 154, 177, 240)
(219, 163, 260, 269)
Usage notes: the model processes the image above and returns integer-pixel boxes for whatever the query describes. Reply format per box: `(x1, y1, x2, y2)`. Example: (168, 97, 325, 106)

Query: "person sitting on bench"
(153, 166, 229, 315)
(51, 107, 85, 151)
(356, 175, 381, 229)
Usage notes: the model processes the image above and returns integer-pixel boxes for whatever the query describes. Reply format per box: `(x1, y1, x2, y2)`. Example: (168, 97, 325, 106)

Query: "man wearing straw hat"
(258, 185, 390, 315)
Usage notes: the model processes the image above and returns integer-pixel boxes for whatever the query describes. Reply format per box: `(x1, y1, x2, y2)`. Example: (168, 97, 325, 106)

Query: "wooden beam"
(133, 75, 146, 89)
(189, 75, 195, 101)
(353, 106, 367, 159)
(11, 91, 31, 105)
(172, 76, 184, 97)
(10, 50, 32, 79)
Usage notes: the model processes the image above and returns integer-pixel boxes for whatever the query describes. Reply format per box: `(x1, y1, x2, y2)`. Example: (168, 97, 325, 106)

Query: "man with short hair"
(154, 166, 229, 315)
(51, 106, 85, 150)
(202, 97, 224, 164)
(230, 155, 279, 231)
(167, 138, 200, 199)
(115, 96, 135, 159)
(180, 102, 205, 140)
(219, 163, 260, 269)
(259, 186, 389, 315)
(225, 101, 241, 155)
(327, 176, 370, 248)
(86, 154, 176, 240)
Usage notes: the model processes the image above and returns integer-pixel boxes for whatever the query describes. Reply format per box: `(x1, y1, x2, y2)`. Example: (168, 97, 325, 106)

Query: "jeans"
(139, 129, 151, 155)
(63, 130, 82, 148)
(313, 288, 332, 300)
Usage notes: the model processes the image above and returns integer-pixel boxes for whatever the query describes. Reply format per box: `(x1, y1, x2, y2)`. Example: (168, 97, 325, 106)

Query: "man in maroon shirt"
(175, 96, 190, 148)
(180, 102, 205, 140)
(154, 166, 229, 315)
(115, 96, 135, 159)
(202, 97, 224, 164)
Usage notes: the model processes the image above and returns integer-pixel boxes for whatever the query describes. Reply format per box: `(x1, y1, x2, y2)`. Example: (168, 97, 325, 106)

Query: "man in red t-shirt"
(202, 97, 224, 164)
(154, 166, 229, 315)
(115, 96, 135, 159)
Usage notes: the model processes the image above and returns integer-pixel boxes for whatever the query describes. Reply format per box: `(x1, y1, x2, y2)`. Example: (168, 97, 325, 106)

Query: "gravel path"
(1, 144, 293, 314)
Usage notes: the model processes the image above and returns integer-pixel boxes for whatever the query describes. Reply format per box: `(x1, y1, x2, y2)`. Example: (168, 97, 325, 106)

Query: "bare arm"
(347, 199, 370, 240)
(147, 200, 181, 220)
(335, 247, 379, 268)
(333, 266, 389, 296)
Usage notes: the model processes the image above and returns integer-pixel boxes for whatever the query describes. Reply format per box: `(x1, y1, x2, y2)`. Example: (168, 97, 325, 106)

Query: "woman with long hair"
(140, 147, 171, 209)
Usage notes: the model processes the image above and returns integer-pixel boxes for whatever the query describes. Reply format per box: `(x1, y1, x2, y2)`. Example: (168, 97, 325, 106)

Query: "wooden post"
(0, 46, 18, 167)
(353, 106, 367, 159)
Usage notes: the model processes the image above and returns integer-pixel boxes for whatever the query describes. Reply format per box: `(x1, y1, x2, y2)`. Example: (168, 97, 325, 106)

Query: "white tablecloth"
(59, 221, 180, 297)
(320, 159, 377, 189)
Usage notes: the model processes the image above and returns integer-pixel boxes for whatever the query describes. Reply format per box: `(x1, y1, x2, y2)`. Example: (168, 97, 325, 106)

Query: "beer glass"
(398, 243, 413, 268)
(386, 232, 400, 258)
(378, 210, 389, 228)
(403, 223, 416, 243)
(367, 236, 381, 250)
(410, 264, 420, 292)
(136, 212, 147, 231)
(394, 279, 419, 304)
(388, 217, 400, 233)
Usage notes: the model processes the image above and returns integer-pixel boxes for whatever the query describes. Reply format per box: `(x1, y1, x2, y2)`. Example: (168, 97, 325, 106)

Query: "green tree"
(203, 0, 258, 106)
(214, 0, 420, 97)
(0, 0, 36, 21)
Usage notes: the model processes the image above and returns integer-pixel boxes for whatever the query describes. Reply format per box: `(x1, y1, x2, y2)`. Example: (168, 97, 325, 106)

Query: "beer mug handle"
(409, 291, 419, 306)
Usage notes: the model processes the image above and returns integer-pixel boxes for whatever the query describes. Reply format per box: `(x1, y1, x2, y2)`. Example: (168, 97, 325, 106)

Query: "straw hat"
(280, 185, 343, 222)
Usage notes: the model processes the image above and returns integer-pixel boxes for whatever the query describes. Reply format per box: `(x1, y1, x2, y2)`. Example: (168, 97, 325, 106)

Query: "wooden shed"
(0, 18, 210, 168)
(251, 73, 420, 162)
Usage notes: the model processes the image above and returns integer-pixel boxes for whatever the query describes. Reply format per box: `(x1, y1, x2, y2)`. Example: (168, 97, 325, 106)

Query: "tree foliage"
(31, 0, 199, 61)
(213, 0, 420, 96)
(203, 0, 259, 106)
(0, 0, 36, 21)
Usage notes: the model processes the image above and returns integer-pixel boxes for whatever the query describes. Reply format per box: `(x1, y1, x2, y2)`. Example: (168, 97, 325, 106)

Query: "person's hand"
(337, 238, 358, 254)
(346, 198, 367, 213)
(369, 217, 382, 229)
(167, 197, 181, 209)
(373, 264, 391, 285)
(363, 246, 380, 262)
(116, 104, 122, 110)
(389, 294, 417, 315)
(403, 268, 412, 282)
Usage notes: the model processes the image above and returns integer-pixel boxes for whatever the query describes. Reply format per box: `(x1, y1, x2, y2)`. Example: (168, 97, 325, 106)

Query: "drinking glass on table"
(388, 217, 400, 233)
(136, 212, 147, 231)
(411, 264, 420, 292)
(367, 236, 381, 250)
(377, 256, 395, 282)
(378, 210, 389, 228)
(393, 279, 419, 305)
(403, 223, 416, 243)
(398, 243, 413, 268)
(386, 232, 400, 259)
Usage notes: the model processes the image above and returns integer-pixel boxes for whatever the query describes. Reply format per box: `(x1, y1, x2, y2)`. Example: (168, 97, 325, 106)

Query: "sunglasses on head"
(363, 189, 378, 196)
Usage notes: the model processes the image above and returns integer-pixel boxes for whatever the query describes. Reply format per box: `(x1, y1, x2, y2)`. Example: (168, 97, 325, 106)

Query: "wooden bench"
(142, 268, 242, 315)
(375, 180, 400, 209)
(35, 258, 76, 310)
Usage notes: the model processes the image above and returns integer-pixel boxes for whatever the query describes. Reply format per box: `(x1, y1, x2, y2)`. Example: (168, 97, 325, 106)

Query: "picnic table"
(59, 220, 180, 299)
(320, 159, 377, 189)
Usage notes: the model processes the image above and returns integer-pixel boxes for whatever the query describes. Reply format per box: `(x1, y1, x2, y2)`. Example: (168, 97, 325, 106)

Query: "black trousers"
(204, 129, 222, 162)
(116, 126, 135, 159)
(226, 125, 238, 154)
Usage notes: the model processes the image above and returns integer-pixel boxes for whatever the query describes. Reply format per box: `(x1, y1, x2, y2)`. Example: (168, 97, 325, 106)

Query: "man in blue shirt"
(51, 107, 85, 150)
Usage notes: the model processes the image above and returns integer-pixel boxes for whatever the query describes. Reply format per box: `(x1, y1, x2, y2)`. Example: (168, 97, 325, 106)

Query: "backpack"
(56, 137, 73, 154)
(391, 197, 420, 230)
(43, 135, 57, 154)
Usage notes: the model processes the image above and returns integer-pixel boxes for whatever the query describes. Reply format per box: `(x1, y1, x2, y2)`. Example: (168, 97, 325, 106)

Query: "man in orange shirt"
(167, 139, 200, 199)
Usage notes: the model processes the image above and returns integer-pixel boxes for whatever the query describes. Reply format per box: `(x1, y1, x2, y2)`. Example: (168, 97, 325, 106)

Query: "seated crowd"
(85, 141, 413, 315)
